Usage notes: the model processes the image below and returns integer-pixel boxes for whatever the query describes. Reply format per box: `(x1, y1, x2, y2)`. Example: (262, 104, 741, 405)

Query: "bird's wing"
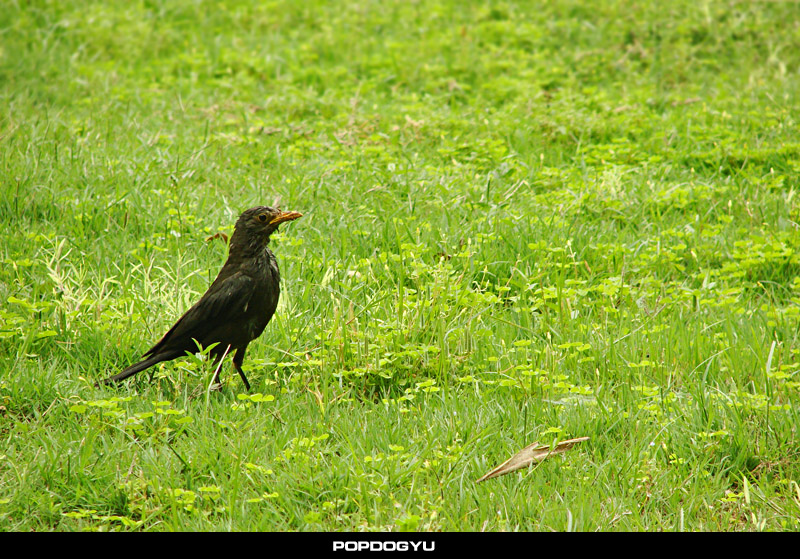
(143, 271, 257, 358)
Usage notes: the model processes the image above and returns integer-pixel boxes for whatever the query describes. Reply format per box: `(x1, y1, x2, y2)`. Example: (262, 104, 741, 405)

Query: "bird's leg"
(232, 347, 251, 391)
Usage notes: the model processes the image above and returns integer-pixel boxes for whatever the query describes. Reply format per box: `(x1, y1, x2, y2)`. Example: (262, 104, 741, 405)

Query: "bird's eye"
(257, 213, 268, 222)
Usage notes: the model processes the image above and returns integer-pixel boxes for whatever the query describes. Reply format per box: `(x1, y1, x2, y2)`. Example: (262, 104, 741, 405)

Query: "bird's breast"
(240, 249, 281, 339)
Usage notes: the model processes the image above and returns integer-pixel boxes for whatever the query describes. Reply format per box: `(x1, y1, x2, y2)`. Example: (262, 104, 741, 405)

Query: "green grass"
(2, 0, 800, 531)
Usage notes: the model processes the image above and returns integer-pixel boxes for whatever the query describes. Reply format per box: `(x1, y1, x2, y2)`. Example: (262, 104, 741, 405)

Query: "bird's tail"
(102, 352, 177, 385)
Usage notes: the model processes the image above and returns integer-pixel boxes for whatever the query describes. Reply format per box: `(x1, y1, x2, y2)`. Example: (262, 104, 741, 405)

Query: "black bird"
(105, 206, 302, 390)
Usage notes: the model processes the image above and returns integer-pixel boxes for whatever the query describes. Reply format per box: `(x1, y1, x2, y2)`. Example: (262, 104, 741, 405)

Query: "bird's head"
(230, 206, 303, 253)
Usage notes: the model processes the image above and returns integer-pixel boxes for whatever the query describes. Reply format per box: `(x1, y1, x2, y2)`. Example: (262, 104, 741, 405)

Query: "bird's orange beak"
(269, 211, 303, 226)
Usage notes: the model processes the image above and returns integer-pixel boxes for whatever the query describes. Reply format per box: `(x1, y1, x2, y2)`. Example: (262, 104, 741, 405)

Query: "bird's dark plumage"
(105, 206, 302, 390)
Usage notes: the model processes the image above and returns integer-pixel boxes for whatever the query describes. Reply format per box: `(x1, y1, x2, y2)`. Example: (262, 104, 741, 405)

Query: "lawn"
(1, 0, 799, 531)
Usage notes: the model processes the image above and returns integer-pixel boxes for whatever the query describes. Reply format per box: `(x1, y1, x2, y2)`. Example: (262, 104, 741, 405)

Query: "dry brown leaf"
(476, 436, 589, 483)
(205, 232, 229, 244)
